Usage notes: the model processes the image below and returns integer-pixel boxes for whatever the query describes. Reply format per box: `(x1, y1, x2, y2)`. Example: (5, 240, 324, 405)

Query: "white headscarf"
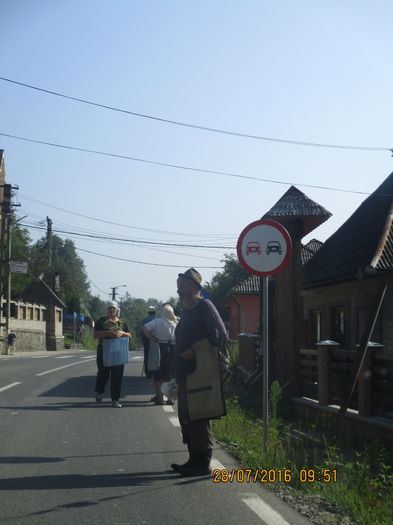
(161, 304, 177, 326)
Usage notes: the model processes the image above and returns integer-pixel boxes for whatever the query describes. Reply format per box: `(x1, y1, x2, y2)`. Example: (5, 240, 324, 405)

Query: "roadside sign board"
(237, 219, 292, 277)
(10, 261, 28, 274)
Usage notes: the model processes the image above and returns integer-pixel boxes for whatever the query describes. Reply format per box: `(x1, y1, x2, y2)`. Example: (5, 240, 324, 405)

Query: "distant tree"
(29, 234, 90, 310)
(84, 295, 107, 321)
(10, 223, 32, 299)
(208, 254, 250, 312)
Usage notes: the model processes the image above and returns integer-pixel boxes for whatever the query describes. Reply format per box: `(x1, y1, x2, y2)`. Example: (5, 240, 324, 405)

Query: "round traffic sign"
(237, 219, 292, 276)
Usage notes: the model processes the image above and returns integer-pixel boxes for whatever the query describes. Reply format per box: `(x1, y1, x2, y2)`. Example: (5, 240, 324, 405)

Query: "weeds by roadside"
(213, 382, 393, 525)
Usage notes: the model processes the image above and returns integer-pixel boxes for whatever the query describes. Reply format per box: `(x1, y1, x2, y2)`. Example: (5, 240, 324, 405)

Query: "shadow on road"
(38, 375, 153, 399)
(0, 470, 182, 490)
(0, 456, 65, 464)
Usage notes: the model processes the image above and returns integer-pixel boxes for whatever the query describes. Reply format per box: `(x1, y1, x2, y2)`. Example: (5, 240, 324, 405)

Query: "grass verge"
(212, 384, 393, 525)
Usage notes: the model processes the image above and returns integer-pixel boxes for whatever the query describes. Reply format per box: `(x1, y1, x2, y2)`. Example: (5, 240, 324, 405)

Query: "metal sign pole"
(263, 275, 269, 449)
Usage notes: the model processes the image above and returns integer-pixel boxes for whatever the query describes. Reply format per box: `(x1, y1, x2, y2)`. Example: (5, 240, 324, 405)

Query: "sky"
(1, 0, 393, 303)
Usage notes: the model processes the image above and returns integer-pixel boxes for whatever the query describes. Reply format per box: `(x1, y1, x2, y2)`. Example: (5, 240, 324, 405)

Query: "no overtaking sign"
(237, 219, 292, 277)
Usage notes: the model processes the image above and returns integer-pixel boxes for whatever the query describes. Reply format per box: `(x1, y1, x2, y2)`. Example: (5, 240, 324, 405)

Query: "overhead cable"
(89, 279, 108, 295)
(20, 194, 235, 238)
(77, 247, 223, 269)
(0, 76, 391, 153)
(20, 222, 235, 249)
(1, 132, 375, 196)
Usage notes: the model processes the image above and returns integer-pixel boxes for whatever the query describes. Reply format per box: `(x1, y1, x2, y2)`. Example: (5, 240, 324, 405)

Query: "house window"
(28, 307, 34, 320)
(56, 310, 62, 322)
(10, 303, 17, 318)
(310, 309, 323, 345)
(35, 309, 40, 321)
(332, 306, 348, 345)
(21, 306, 27, 320)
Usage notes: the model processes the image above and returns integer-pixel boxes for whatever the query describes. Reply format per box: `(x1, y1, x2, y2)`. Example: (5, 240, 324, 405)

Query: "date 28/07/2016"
(213, 469, 337, 484)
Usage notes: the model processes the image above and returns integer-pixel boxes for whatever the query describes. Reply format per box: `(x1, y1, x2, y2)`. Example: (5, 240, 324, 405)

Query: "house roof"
(303, 171, 393, 287)
(230, 239, 323, 295)
(263, 186, 332, 236)
(22, 278, 66, 309)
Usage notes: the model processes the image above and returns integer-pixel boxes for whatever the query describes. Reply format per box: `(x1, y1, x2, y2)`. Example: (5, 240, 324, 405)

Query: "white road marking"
(55, 355, 73, 359)
(80, 355, 95, 359)
(210, 458, 226, 471)
(242, 493, 291, 525)
(0, 382, 22, 393)
(169, 417, 181, 427)
(36, 358, 95, 376)
(162, 405, 175, 413)
(129, 356, 144, 360)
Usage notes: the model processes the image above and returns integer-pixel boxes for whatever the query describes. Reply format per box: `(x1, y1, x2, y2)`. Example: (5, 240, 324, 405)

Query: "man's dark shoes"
(171, 458, 193, 472)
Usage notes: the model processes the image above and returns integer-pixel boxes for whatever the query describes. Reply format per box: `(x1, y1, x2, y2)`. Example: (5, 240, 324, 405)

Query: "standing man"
(140, 305, 156, 380)
(172, 268, 228, 477)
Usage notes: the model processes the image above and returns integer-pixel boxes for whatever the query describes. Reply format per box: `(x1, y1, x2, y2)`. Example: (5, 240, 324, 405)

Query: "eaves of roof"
(303, 171, 393, 287)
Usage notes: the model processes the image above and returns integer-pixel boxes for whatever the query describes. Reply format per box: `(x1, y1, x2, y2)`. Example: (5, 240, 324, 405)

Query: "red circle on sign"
(237, 219, 292, 277)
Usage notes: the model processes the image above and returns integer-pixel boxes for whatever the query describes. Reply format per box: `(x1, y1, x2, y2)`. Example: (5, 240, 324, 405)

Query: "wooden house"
(299, 171, 393, 424)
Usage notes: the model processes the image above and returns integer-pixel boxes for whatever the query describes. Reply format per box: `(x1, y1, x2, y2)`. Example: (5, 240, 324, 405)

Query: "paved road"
(0, 350, 313, 525)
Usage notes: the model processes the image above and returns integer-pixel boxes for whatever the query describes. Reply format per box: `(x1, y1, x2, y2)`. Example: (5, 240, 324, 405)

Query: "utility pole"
(0, 183, 20, 355)
(110, 284, 126, 302)
(46, 216, 56, 351)
(47, 217, 52, 269)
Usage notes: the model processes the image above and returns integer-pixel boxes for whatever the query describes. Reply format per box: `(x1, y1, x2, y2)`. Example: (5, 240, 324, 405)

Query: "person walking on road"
(94, 301, 132, 408)
(142, 303, 177, 405)
(140, 305, 156, 378)
(171, 268, 228, 477)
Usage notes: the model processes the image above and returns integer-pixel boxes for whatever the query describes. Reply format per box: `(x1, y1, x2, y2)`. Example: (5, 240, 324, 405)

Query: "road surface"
(0, 350, 313, 525)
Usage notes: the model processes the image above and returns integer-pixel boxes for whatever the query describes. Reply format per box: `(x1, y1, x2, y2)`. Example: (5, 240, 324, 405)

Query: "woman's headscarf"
(161, 304, 177, 325)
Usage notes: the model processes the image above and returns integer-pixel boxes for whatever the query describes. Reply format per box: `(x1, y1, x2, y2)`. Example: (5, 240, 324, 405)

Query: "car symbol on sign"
(266, 241, 282, 255)
(246, 241, 261, 255)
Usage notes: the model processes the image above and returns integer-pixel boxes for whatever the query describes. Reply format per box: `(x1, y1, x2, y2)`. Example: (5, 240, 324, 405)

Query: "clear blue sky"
(1, 0, 393, 302)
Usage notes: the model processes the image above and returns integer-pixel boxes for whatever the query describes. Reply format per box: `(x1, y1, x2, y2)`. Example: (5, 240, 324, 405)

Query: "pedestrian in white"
(142, 304, 177, 405)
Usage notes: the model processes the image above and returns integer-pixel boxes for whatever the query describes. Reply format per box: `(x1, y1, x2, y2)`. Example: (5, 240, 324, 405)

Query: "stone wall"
(1, 299, 64, 353)
(9, 328, 47, 352)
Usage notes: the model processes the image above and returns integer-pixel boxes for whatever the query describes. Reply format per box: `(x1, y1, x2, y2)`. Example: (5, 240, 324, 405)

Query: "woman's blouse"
(94, 317, 129, 351)
(144, 317, 176, 344)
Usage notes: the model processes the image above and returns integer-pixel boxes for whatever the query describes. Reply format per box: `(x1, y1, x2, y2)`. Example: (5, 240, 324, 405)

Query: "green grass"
(213, 384, 393, 525)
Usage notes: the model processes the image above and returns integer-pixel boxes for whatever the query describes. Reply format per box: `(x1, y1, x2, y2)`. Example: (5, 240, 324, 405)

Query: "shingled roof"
(263, 186, 332, 236)
(230, 240, 323, 295)
(304, 171, 393, 287)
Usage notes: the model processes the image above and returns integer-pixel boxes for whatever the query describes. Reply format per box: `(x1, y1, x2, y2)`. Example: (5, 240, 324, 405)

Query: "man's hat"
(178, 268, 202, 288)
(148, 305, 156, 312)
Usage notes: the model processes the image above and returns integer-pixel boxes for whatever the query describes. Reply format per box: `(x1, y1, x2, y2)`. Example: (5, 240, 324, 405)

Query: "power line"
(77, 246, 223, 269)
(1, 75, 391, 153)
(20, 222, 235, 249)
(89, 279, 108, 295)
(20, 194, 235, 238)
(1, 131, 378, 196)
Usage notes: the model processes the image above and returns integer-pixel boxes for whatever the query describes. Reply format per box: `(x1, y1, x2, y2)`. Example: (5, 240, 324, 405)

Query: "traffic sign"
(10, 261, 28, 274)
(237, 219, 292, 276)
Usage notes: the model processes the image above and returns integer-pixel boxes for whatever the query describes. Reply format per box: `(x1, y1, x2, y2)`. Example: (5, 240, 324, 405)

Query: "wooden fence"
(299, 346, 393, 420)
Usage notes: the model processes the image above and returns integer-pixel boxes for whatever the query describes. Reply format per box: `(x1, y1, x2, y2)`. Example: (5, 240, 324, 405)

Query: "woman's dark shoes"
(154, 400, 165, 405)
(166, 399, 174, 405)
(150, 395, 158, 402)
(178, 464, 212, 477)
